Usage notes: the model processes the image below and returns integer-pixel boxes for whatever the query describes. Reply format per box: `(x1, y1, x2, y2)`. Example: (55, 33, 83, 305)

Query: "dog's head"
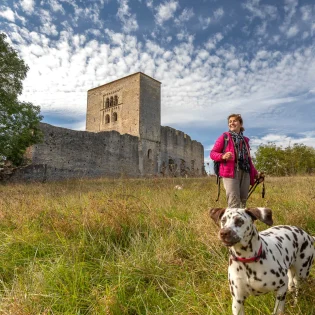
(209, 207, 273, 247)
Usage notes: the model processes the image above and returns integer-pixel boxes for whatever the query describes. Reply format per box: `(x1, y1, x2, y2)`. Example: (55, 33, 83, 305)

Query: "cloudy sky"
(1, 0, 315, 169)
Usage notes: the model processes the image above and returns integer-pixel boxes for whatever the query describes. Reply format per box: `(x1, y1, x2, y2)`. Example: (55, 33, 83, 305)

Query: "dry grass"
(0, 176, 315, 314)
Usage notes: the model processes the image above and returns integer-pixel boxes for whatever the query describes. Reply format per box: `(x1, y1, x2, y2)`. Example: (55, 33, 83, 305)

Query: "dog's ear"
(209, 208, 226, 225)
(245, 208, 273, 226)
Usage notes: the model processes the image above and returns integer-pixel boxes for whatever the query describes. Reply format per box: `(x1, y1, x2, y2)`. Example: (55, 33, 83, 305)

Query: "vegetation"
(0, 33, 42, 166)
(254, 143, 315, 176)
(1, 176, 315, 314)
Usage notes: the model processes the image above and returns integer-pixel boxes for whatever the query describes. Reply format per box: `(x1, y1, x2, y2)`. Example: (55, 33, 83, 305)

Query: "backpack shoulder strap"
(222, 132, 229, 153)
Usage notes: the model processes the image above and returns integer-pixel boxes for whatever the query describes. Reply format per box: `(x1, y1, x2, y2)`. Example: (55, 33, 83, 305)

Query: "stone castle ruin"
(10, 72, 204, 181)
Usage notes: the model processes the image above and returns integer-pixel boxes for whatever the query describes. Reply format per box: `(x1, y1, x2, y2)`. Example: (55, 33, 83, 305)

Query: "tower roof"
(88, 72, 161, 92)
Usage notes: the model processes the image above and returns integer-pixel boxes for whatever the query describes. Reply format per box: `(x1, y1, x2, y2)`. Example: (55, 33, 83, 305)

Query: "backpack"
(214, 132, 229, 201)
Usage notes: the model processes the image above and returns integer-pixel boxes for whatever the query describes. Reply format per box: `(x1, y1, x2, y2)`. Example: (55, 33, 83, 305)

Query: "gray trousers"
(222, 169, 250, 208)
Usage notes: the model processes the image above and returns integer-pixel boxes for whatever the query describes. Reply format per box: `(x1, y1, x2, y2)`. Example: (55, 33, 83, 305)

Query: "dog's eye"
(221, 217, 227, 225)
(234, 217, 244, 227)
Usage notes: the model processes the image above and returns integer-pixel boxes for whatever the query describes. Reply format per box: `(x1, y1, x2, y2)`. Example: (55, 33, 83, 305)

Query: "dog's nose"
(220, 228, 231, 238)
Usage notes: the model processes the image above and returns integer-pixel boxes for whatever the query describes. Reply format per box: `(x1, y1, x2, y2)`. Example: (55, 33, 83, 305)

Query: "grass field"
(1, 176, 315, 314)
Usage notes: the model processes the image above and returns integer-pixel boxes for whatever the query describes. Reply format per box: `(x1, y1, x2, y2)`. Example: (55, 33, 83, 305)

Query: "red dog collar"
(230, 244, 263, 263)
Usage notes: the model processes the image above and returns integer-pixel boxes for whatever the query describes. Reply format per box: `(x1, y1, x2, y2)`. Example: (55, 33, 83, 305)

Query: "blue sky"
(1, 0, 315, 171)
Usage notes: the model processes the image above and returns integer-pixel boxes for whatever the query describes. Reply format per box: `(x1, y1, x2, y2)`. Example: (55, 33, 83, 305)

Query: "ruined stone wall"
(20, 123, 140, 181)
(160, 126, 204, 176)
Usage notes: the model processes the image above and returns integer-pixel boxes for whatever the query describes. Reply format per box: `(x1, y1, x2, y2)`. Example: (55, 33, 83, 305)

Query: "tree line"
(0, 33, 42, 166)
(254, 143, 315, 176)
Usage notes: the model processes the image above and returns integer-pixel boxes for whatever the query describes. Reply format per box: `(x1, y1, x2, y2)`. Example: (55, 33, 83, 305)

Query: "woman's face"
(228, 116, 242, 133)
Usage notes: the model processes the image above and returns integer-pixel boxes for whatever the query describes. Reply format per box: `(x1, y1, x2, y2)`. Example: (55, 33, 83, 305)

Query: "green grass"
(0, 176, 315, 314)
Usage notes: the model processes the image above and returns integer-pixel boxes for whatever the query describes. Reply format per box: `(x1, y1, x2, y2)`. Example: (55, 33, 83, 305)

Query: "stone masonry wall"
(10, 123, 204, 181)
(160, 126, 204, 176)
(17, 123, 140, 181)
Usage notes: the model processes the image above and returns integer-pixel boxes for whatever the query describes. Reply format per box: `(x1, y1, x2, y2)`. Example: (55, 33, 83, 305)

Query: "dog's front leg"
(231, 296, 245, 315)
(272, 286, 287, 315)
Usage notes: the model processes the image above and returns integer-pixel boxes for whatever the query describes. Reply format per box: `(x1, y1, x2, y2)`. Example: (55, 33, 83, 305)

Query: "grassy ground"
(1, 176, 315, 314)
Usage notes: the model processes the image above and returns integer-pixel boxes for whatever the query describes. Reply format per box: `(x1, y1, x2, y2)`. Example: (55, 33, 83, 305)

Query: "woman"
(210, 114, 262, 208)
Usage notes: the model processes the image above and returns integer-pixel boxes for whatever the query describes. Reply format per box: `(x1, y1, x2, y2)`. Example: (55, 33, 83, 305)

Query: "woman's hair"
(227, 114, 245, 132)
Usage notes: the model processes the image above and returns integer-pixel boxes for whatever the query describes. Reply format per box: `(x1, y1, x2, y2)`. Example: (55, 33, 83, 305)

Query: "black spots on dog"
(285, 234, 291, 241)
(285, 255, 289, 262)
(282, 226, 293, 231)
(276, 293, 287, 301)
(300, 253, 305, 259)
(293, 232, 298, 242)
(302, 256, 313, 268)
(236, 265, 243, 272)
(270, 269, 281, 277)
(300, 240, 309, 253)
(230, 285, 235, 297)
(275, 243, 283, 254)
(276, 236, 284, 242)
(234, 217, 244, 227)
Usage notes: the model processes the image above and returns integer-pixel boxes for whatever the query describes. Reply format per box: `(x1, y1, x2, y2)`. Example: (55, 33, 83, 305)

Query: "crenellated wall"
(160, 126, 204, 176)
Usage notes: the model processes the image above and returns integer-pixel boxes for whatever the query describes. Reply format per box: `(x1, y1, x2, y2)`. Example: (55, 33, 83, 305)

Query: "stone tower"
(86, 72, 162, 175)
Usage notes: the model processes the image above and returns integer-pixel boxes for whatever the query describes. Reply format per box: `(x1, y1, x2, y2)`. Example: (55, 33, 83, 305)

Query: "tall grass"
(0, 176, 315, 314)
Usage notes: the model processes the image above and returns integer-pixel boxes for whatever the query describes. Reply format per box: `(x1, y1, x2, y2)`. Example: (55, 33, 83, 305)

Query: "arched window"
(105, 98, 109, 108)
(113, 112, 118, 121)
(105, 114, 110, 124)
(110, 96, 113, 107)
(114, 95, 118, 106)
(147, 149, 152, 159)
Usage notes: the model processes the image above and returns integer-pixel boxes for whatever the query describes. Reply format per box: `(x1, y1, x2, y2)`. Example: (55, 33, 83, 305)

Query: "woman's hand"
(256, 171, 265, 183)
(222, 152, 233, 160)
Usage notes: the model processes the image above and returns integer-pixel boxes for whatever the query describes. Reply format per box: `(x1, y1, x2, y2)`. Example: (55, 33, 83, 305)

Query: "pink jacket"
(210, 132, 258, 186)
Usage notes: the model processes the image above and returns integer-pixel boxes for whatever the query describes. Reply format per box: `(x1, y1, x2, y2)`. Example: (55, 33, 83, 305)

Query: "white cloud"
(286, 25, 299, 37)
(47, 0, 65, 13)
(117, 0, 139, 33)
(175, 8, 194, 25)
(0, 7, 15, 22)
(20, 0, 35, 14)
(250, 132, 315, 151)
(300, 5, 312, 21)
(199, 16, 212, 30)
(146, 0, 154, 9)
(242, 0, 278, 21)
(204, 32, 223, 50)
(213, 7, 224, 20)
(155, 0, 179, 25)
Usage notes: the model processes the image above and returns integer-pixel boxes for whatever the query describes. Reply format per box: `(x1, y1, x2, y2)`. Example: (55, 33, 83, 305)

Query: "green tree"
(0, 33, 42, 166)
(254, 142, 315, 176)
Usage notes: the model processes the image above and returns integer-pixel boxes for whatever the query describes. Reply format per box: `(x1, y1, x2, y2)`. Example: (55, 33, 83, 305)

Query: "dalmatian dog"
(209, 207, 315, 315)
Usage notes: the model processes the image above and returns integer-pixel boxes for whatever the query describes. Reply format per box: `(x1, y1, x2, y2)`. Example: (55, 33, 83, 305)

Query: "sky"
(1, 0, 315, 172)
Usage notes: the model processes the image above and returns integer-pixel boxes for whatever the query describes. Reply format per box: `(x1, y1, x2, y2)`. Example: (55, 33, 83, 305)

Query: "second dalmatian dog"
(210, 207, 315, 315)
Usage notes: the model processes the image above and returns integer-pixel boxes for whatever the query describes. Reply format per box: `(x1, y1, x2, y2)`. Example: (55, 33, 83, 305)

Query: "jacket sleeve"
(210, 134, 225, 162)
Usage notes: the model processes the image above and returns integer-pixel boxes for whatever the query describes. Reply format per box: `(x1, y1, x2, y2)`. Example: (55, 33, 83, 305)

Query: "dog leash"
(248, 178, 265, 200)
